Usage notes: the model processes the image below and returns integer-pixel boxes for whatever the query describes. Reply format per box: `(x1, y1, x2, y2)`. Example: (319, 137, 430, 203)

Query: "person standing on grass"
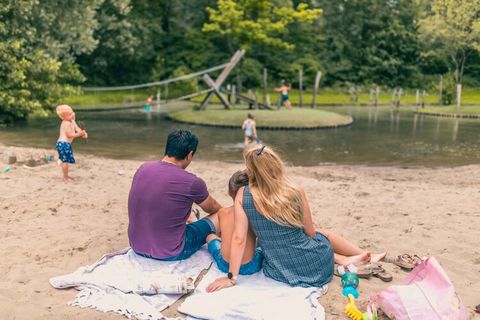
(274, 80, 292, 109)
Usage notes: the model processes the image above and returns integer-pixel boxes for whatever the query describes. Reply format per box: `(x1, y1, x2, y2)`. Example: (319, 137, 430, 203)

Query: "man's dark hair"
(164, 129, 199, 159)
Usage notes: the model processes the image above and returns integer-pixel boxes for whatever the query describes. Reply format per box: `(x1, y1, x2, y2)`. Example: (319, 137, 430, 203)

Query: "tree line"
(1, 0, 479, 122)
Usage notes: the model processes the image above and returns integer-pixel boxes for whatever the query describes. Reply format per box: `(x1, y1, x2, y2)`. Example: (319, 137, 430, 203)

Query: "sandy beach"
(0, 145, 478, 319)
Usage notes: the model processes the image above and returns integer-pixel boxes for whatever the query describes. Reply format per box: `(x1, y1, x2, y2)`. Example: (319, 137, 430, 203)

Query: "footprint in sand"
(355, 191, 370, 197)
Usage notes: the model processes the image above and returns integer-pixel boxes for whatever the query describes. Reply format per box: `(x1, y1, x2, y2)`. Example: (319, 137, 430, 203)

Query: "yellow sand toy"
(345, 294, 377, 320)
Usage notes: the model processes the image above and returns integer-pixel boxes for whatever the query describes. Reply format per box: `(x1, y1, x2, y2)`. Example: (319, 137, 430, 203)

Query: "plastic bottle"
(341, 272, 359, 298)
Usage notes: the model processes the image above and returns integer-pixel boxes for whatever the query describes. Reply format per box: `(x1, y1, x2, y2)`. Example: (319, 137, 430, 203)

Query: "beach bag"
(372, 256, 467, 320)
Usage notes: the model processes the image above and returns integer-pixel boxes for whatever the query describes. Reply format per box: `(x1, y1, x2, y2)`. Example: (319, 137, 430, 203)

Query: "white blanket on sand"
(50, 247, 326, 320)
(179, 265, 327, 320)
(49, 247, 212, 320)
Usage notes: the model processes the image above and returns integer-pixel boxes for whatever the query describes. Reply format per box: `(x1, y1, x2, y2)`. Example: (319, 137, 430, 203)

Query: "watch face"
(227, 272, 233, 279)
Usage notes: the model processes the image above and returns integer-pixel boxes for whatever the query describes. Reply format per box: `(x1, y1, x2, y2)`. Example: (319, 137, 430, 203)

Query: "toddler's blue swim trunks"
(56, 141, 75, 164)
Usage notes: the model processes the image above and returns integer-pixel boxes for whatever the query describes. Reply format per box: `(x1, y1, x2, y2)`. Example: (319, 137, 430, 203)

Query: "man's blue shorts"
(56, 141, 75, 164)
(135, 218, 215, 261)
(207, 238, 263, 275)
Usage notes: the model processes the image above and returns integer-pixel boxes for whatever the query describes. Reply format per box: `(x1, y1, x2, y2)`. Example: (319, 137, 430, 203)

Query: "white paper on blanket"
(50, 247, 212, 320)
(179, 265, 326, 320)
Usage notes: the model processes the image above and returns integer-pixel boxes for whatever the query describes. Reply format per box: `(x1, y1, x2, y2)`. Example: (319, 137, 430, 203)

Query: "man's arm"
(198, 194, 222, 214)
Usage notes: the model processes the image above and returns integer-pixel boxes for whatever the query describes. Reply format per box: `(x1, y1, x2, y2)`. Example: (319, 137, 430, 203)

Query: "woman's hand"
(82, 130, 88, 139)
(206, 277, 235, 293)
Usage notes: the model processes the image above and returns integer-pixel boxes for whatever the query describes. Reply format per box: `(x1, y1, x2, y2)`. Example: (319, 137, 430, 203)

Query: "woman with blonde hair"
(207, 144, 385, 292)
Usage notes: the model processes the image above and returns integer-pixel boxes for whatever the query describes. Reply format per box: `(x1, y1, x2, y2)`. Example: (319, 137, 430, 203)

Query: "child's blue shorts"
(208, 238, 263, 275)
(134, 218, 216, 261)
(56, 141, 75, 164)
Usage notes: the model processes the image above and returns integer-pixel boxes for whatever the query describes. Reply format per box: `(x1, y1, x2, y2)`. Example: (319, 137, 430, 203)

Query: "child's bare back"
(217, 206, 257, 264)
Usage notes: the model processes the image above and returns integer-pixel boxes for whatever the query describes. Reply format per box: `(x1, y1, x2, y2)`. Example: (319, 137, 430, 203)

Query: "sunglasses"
(255, 145, 266, 156)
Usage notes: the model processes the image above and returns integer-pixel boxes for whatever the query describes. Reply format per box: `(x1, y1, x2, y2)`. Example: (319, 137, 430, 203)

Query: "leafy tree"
(0, 0, 101, 123)
(202, 0, 322, 95)
(317, 0, 421, 88)
(420, 0, 480, 107)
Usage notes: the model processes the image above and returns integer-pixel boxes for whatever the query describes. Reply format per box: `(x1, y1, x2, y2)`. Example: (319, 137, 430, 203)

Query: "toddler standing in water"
(241, 113, 257, 147)
(55, 104, 88, 182)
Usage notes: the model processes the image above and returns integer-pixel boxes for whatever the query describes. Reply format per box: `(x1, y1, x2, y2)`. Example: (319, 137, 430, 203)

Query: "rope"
(165, 89, 212, 102)
(81, 64, 228, 92)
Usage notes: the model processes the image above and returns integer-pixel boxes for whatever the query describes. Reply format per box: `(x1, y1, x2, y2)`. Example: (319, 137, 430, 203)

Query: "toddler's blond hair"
(56, 104, 73, 120)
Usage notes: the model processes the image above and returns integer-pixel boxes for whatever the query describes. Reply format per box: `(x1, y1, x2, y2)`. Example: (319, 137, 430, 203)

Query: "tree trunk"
(236, 60, 244, 104)
(456, 83, 462, 109)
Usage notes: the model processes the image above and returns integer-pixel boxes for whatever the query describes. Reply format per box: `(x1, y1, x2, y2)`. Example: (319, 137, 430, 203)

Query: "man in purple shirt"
(128, 129, 222, 260)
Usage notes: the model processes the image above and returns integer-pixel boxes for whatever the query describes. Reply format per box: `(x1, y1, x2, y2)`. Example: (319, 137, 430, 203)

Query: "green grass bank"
(416, 105, 480, 118)
(168, 105, 353, 129)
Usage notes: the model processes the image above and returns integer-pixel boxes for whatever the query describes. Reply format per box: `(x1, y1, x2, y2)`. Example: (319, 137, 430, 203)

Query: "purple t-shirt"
(128, 161, 209, 258)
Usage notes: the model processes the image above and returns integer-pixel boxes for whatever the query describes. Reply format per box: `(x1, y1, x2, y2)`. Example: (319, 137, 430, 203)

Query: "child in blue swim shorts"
(55, 105, 88, 182)
(206, 170, 263, 275)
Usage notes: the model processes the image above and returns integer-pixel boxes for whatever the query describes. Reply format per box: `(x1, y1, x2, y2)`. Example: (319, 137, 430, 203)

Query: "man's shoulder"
(138, 161, 203, 181)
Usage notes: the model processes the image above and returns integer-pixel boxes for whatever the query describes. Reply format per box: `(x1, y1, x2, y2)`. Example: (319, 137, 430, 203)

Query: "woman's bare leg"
(318, 228, 386, 265)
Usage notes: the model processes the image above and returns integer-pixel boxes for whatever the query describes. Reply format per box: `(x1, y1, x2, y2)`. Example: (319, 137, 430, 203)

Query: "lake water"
(1, 104, 479, 166)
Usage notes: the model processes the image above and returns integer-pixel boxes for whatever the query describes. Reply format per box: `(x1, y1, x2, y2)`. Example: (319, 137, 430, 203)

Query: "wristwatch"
(227, 272, 238, 284)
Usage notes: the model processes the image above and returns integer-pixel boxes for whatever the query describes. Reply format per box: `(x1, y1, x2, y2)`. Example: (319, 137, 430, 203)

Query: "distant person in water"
(55, 105, 88, 182)
(241, 113, 257, 147)
(274, 80, 292, 109)
(145, 95, 153, 113)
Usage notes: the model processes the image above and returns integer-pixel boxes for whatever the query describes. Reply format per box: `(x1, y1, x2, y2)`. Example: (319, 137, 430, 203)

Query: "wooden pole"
(263, 68, 268, 106)
(439, 75, 443, 105)
(415, 89, 420, 109)
(226, 84, 231, 102)
(375, 86, 379, 107)
(422, 90, 426, 108)
(311, 71, 322, 108)
(248, 89, 253, 109)
(231, 85, 236, 105)
(298, 69, 303, 108)
(254, 89, 259, 109)
(203, 74, 231, 109)
(156, 88, 161, 108)
(200, 49, 245, 110)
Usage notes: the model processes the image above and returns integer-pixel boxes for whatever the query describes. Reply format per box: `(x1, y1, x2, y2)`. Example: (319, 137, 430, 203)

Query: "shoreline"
(1, 144, 479, 319)
(1, 142, 478, 169)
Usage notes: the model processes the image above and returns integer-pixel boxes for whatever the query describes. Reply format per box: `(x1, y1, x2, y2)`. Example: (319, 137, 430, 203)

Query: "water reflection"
(412, 113, 418, 138)
(452, 119, 459, 142)
(1, 106, 480, 166)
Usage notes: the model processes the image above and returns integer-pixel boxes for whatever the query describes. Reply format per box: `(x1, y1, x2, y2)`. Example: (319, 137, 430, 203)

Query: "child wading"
(55, 105, 88, 182)
(241, 113, 257, 147)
